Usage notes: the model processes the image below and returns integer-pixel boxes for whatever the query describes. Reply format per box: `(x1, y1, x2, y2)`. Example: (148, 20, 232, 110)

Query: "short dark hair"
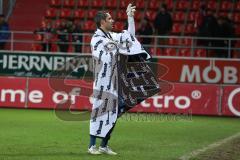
(94, 11, 108, 28)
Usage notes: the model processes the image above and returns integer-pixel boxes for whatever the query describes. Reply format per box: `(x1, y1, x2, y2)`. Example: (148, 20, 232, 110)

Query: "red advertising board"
(0, 76, 239, 117)
(130, 83, 220, 115)
(222, 86, 240, 116)
(158, 58, 240, 84)
(0, 77, 27, 108)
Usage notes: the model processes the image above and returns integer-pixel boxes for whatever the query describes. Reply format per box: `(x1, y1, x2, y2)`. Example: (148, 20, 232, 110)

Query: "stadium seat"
(73, 9, 85, 19)
(134, 12, 143, 21)
(194, 49, 207, 57)
(150, 48, 162, 56)
(148, 0, 160, 10)
(236, 1, 240, 11)
(60, 9, 72, 19)
(78, 0, 89, 8)
(87, 9, 98, 19)
(45, 8, 58, 19)
(145, 11, 157, 21)
(171, 23, 182, 34)
(83, 20, 95, 32)
(116, 10, 127, 21)
(114, 22, 125, 32)
(168, 37, 179, 45)
(184, 24, 195, 35)
(92, 0, 104, 8)
(106, 0, 117, 8)
(236, 25, 240, 35)
(32, 44, 43, 51)
(173, 12, 185, 22)
(164, 48, 177, 56)
(165, 0, 173, 10)
(207, 1, 218, 11)
(52, 19, 62, 28)
(49, 0, 61, 8)
(220, 1, 233, 11)
(179, 48, 191, 57)
(63, 0, 75, 8)
(181, 38, 193, 46)
(233, 13, 240, 24)
(191, 0, 201, 11)
(176, 0, 190, 10)
(136, 0, 145, 9)
(188, 12, 198, 22)
(120, 0, 131, 8)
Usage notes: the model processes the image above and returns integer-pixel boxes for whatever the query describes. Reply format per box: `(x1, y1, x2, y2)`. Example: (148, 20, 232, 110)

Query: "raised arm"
(126, 3, 136, 36)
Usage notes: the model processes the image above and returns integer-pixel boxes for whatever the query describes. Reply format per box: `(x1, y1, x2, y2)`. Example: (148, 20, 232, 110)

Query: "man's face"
(101, 13, 114, 31)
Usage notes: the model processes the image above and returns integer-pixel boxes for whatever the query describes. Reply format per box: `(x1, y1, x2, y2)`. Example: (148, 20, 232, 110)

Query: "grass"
(0, 108, 240, 160)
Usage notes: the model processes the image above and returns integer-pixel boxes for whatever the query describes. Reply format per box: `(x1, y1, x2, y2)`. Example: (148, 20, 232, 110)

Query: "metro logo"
(141, 95, 191, 109)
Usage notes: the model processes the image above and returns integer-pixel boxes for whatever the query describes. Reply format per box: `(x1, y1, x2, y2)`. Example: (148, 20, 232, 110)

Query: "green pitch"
(0, 108, 240, 160)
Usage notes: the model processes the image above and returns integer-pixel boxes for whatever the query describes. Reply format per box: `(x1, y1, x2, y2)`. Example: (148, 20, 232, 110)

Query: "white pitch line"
(179, 132, 240, 160)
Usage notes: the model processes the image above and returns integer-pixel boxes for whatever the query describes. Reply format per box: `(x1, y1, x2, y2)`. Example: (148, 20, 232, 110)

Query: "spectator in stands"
(71, 20, 83, 53)
(197, 9, 218, 52)
(212, 16, 236, 58)
(0, 14, 10, 50)
(154, 3, 173, 45)
(137, 17, 153, 52)
(56, 20, 71, 52)
(35, 21, 54, 52)
(194, 4, 207, 32)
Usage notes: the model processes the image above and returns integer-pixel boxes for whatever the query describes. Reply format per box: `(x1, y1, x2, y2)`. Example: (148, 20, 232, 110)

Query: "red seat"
(145, 11, 157, 21)
(136, 0, 145, 9)
(233, 13, 240, 23)
(74, 9, 85, 19)
(32, 44, 43, 51)
(207, 1, 217, 11)
(78, 0, 89, 8)
(148, 0, 160, 10)
(168, 38, 179, 45)
(182, 38, 193, 46)
(150, 48, 162, 56)
(220, 1, 233, 11)
(114, 22, 125, 32)
(236, 1, 240, 11)
(236, 25, 240, 35)
(63, 0, 75, 8)
(45, 8, 58, 19)
(134, 12, 143, 21)
(218, 12, 228, 18)
(194, 49, 207, 57)
(171, 23, 182, 34)
(179, 48, 191, 57)
(106, 0, 117, 8)
(117, 10, 127, 20)
(188, 12, 198, 22)
(120, 0, 131, 8)
(60, 9, 72, 19)
(165, 0, 174, 10)
(83, 20, 95, 31)
(87, 9, 98, 19)
(92, 0, 103, 8)
(191, 0, 201, 10)
(52, 19, 62, 28)
(184, 24, 195, 35)
(176, 0, 190, 10)
(49, 0, 61, 8)
(173, 12, 185, 22)
(164, 48, 177, 56)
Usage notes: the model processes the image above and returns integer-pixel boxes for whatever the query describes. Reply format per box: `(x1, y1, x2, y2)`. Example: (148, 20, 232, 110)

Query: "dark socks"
(89, 135, 97, 148)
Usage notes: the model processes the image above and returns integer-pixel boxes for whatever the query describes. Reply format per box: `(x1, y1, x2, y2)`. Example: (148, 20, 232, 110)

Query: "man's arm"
(126, 3, 136, 36)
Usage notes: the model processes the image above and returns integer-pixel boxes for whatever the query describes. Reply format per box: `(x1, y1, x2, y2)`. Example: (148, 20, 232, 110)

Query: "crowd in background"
(0, 1, 238, 58)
